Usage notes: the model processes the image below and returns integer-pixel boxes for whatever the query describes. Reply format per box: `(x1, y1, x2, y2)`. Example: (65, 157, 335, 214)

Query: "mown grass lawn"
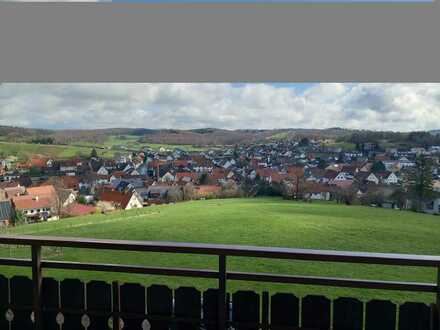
(1, 197, 439, 303)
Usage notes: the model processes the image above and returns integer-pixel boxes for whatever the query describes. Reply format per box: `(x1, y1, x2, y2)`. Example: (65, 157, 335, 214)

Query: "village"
(1, 137, 440, 227)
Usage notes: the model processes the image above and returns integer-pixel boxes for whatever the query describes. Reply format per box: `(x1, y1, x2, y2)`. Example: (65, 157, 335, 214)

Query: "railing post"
(262, 292, 269, 330)
(112, 281, 120, 330)
(218, 255, 227, 330)
(437, 266, 440, 330)
(31, 244, 42, 330)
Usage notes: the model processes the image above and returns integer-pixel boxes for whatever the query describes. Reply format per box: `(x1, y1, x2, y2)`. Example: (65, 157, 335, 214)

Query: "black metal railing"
(0, 234, 440, 330)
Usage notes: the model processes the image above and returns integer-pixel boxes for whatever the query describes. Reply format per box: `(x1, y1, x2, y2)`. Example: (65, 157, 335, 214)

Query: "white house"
(366, 173, 379, 185)
(398, 157, 415, 168)
(97, 166, 109, 176)
(161, 172, 175, 182)
(333, 172, 353, 182)
(383, 172, 399, 185)
(125, 192, 144, 209)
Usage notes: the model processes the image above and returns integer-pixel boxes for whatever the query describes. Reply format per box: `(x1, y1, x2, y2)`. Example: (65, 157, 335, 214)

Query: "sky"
(0, 83, 439, 132)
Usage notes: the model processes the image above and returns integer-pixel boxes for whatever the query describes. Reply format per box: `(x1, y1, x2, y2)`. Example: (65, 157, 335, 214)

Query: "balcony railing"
(0, 234, 439, 330)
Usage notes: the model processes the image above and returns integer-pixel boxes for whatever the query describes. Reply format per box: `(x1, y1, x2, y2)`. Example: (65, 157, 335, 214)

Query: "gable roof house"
(56, 188, 77, 208)
(175, 172, 199, 184)
(3, 185, 26, 199)
(12, 195, 52, 222)
(365, 172, 380, 185)
(0, 200, 14, 226)
(26, 185, 58, 201)
(59, 159, 79, 174)
(303, 183, 331, 201)
(161, 172, 175, 183)
(96, 166, 109, 176)
(376, 171, 399, 185)
(331, 172, 354, 183)
(145, 185, 172, 203)
(98, 190, 143, 211)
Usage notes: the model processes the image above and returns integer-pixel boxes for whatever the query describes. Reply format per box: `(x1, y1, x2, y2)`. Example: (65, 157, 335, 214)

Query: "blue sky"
(0, 83, 439, 132)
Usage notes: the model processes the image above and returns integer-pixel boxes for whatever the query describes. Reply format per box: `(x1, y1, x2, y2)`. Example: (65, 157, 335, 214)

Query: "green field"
(1, 198, 439, 303)
(0, 141, 113, 160)
(87, 135, 209, 152)
(0, 136, 208, 162)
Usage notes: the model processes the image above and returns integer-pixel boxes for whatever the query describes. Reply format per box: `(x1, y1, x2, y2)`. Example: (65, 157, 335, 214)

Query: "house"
(98, 191, 143, 210)
(0, 200, 13, 226)
(56, 188, 77, 208)
(359, 162, 373, 172)
(60, 176, 80, 190)
(4, 185, 26, 198)
(422, 198, 440, 215)
(63, 203, 96, 217)
(145, 185, 172, 203)
(161, 172, 175, 183)
(332, 172, 354, 183)
(378, 172, 399, 185)
(27, 185, 58, 201)
(175, 172, 199, 183)
(365, 173, 380, 185)
(29, 157, 48, 169)
(133, 187, 150, 205)
(59, 160, 79, 174)
(12, 195, 52, 221)
(97, 166, 109, 176)
(398, 157, 415, 168)
(303, 183, 331, 201)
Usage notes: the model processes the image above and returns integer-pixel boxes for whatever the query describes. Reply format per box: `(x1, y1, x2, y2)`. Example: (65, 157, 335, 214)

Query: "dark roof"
(0, 200, 13, 221)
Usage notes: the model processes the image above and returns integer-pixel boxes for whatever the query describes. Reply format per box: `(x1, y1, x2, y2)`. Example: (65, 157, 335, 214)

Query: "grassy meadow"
(1, 197, 439, 303)
(0, 141, 113, 160)
(0, 136, 208, 162)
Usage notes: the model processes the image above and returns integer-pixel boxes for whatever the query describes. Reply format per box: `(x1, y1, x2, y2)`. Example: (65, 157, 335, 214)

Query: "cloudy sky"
(0, 83, 439, 132)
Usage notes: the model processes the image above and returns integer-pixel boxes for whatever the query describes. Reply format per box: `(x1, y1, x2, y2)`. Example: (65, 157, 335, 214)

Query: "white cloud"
(0, 83, 439, 132)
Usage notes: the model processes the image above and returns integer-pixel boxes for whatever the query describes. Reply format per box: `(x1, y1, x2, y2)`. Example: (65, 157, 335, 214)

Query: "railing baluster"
(262, 292, 269, 330)
(218, 255, 227, 330)
(112, 281, 120, 330)
(31, 244, 42, 330)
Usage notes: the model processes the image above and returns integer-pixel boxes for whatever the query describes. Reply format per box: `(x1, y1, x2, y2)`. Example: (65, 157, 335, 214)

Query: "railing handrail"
(1, 234, 440, 267)
(1, 234, 440, 330)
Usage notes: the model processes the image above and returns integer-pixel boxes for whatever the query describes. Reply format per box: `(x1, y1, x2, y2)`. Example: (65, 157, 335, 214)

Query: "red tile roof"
(64, 203, 96, 217)
(175, 172, 198, 182)
(29, 157, 48, 168)
(13, 195, 52, 210)
(26, 185, 57, 200)
(98, 190, 132, 209)
(61, 176, 80, 189)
